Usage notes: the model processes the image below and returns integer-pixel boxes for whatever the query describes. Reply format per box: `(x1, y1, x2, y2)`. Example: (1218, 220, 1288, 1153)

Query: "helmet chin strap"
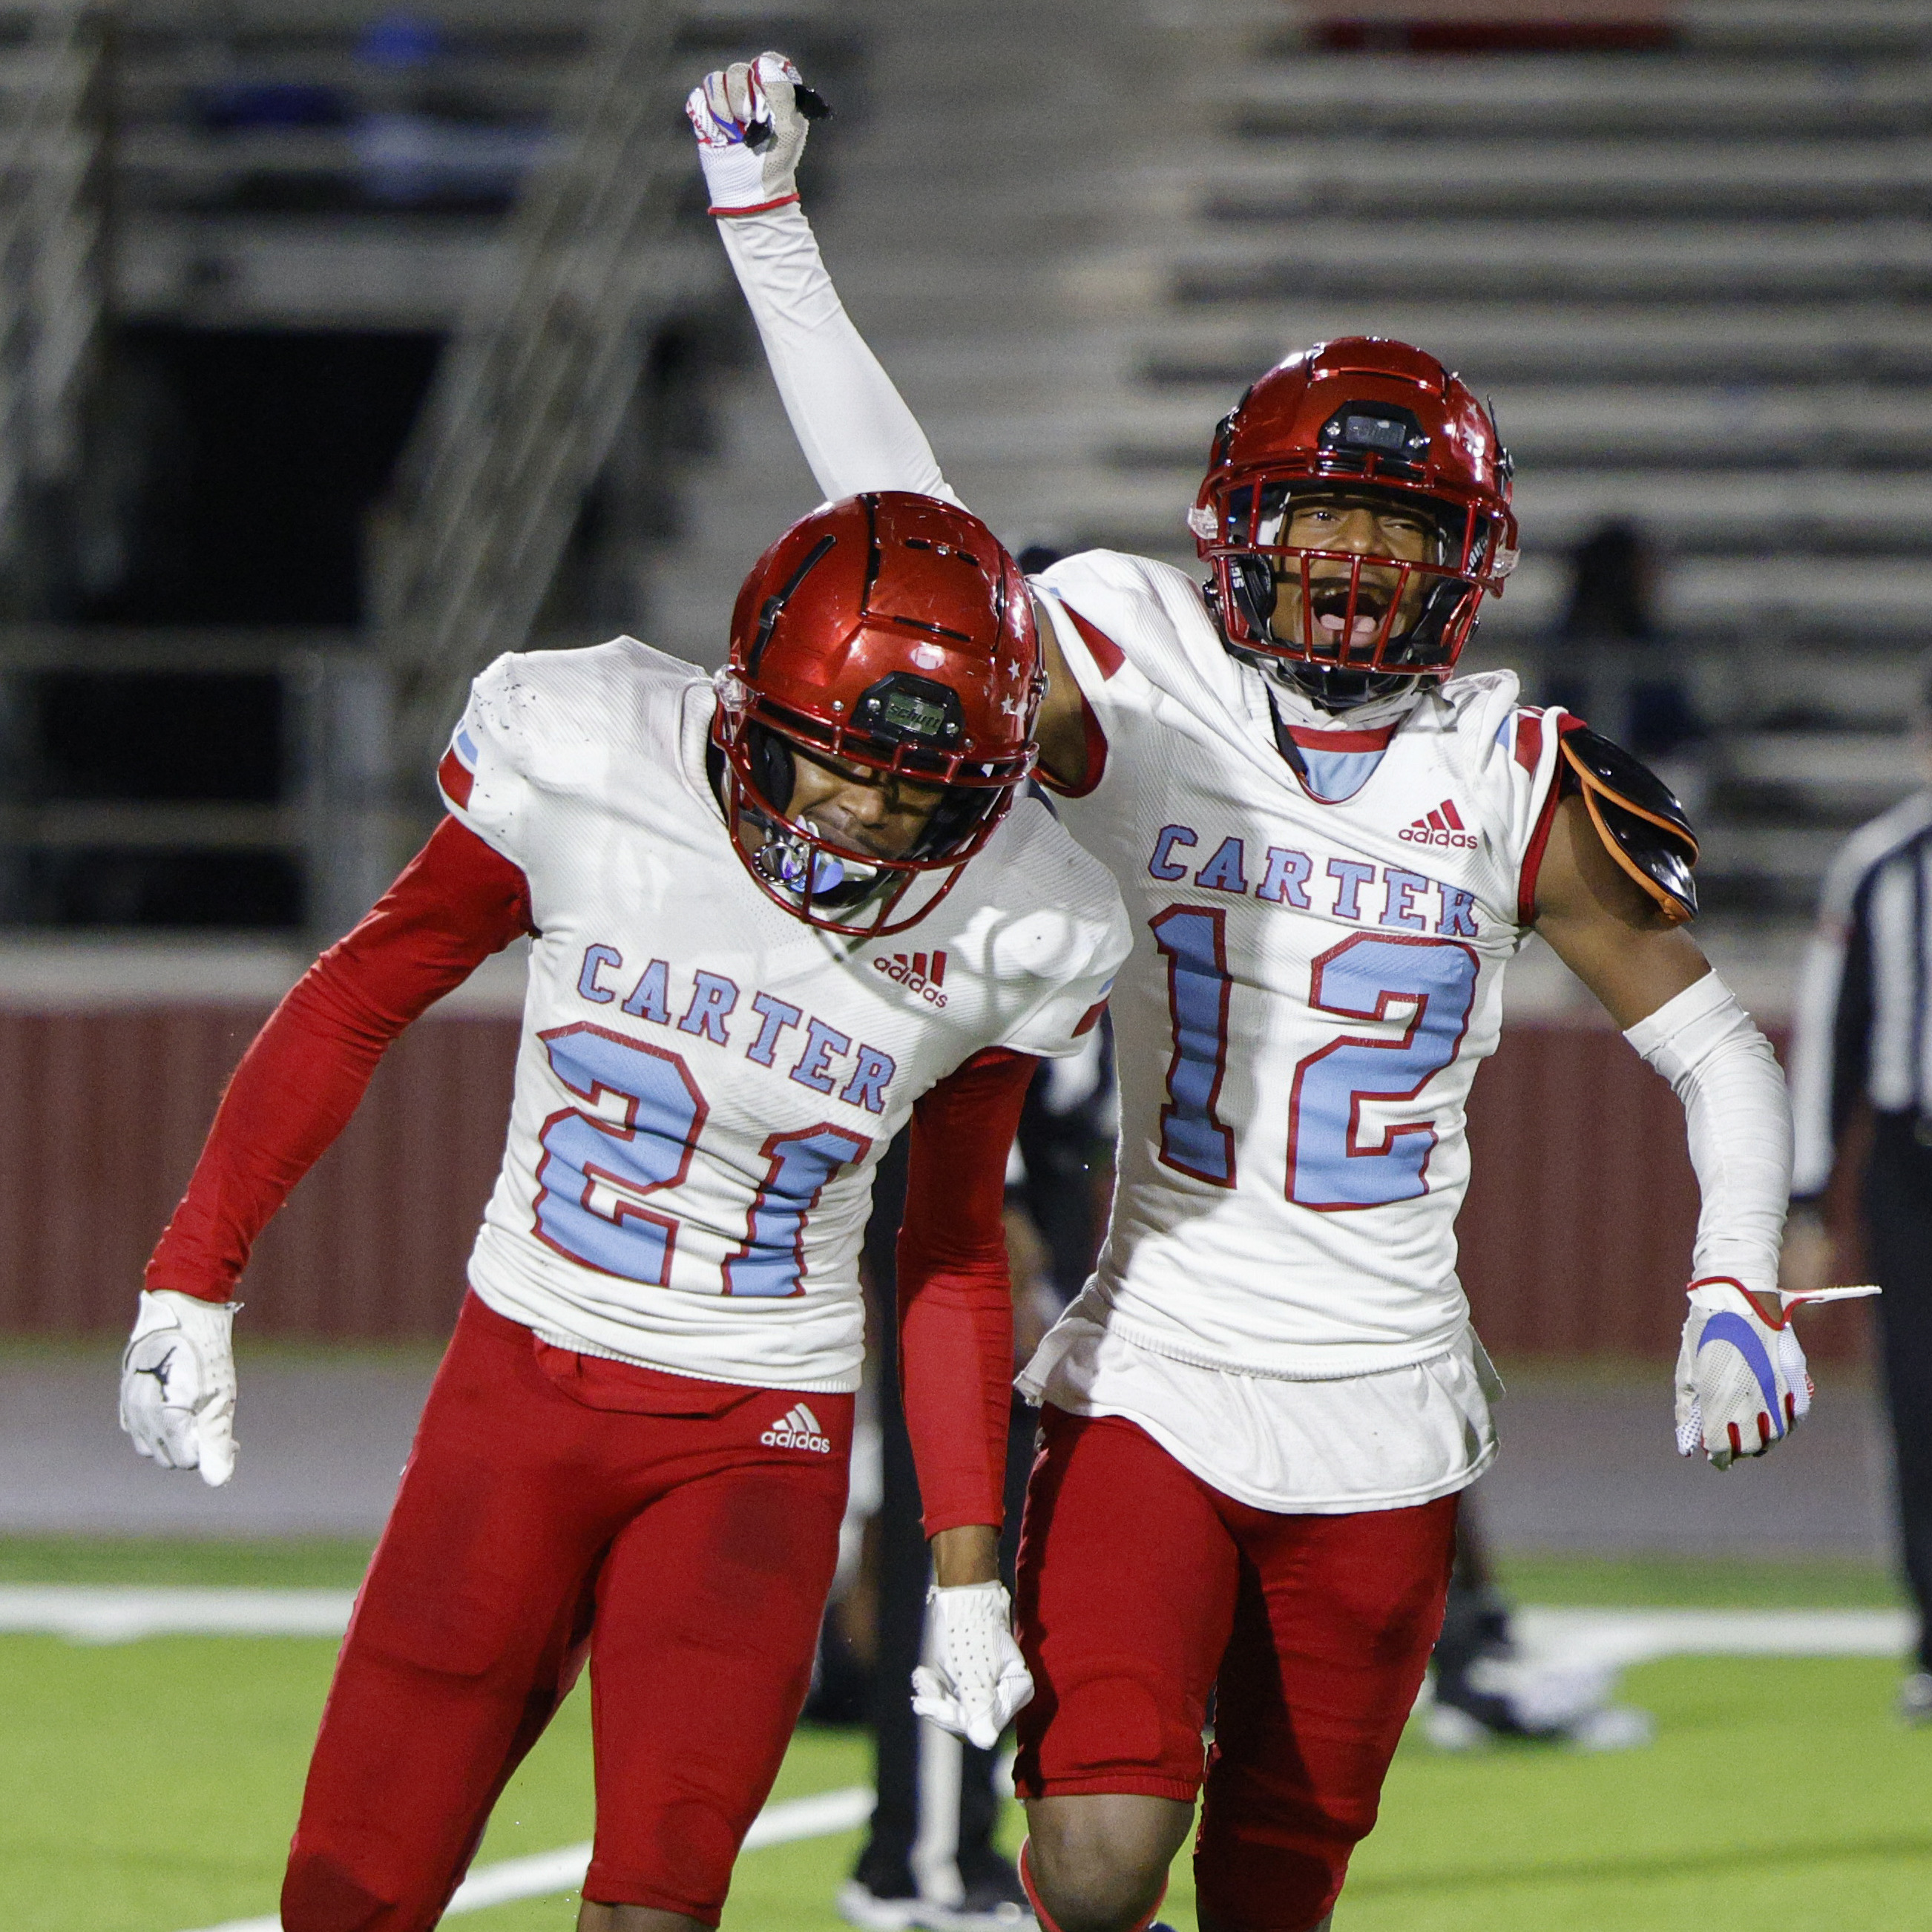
(1232, 644, 1429, 728)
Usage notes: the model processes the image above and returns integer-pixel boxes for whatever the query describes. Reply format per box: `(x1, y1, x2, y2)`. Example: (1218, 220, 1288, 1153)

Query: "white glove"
(119, 1289, 240, 1488)
(685, 50, 827, 215)
(910, 1581, 1034, 1751)
(1675, 1276, 1814, 1471)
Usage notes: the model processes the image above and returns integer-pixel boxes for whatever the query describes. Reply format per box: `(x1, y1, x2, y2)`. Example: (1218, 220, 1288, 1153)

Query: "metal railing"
(0, 1, 105, 578)
(0, 625, 393, 942)
(369, 0, 703, 781)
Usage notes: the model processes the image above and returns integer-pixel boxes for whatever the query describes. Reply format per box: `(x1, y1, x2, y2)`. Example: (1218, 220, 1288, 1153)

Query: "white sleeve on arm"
(714, 205, 961, 505)
(1624, 969, 1793, 1292)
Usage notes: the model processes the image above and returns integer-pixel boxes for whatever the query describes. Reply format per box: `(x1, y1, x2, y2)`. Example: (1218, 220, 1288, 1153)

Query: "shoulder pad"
(1557, 726, 1699, 924)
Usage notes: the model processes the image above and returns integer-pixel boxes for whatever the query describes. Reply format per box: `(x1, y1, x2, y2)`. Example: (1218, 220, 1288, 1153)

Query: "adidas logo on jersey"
(1400, 800, 1479, 851)
(873, 950, 948, 1008)
(761, 1402, 832, 1454)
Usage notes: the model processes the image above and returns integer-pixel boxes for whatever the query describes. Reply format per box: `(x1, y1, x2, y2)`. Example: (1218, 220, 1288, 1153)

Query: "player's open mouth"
(1309, 579, 1393, 645)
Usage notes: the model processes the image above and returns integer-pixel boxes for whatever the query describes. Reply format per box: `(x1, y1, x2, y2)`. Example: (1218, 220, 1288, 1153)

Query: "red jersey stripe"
(438, 746, 475, 811)
(1062, 605, 1126, 681)
(1284, 723, 1398, 752)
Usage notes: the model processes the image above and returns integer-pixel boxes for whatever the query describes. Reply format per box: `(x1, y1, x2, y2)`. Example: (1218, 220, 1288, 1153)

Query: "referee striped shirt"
(1789, 788, 1932, 1200)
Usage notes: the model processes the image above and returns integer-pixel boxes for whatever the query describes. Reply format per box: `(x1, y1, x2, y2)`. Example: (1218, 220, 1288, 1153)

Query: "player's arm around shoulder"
(984, 803, 1132, 1055)
(1528, 755, 1825, 1472)
(1027, 553, 1168, 800)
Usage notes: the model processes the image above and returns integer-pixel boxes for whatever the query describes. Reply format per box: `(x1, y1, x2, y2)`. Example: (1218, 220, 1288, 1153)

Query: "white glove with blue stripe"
(1675, 1276, 1877, 1471)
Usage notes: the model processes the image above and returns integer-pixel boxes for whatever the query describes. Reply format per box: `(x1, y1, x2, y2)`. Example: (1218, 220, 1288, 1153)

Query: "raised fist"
(686, 51, 829, 216)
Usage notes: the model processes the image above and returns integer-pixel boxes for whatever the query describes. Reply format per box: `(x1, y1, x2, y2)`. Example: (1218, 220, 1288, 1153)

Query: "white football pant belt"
(119, 1288, 240, 1487)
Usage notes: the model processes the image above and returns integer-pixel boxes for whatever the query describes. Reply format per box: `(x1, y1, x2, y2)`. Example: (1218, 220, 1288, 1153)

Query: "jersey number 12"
(1152, 910, 1478, 1209)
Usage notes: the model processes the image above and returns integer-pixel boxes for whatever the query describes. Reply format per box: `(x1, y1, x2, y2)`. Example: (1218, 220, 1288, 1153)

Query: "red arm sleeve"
(145, 817, 534, 1302)
(897, 1045, 1038, 1538)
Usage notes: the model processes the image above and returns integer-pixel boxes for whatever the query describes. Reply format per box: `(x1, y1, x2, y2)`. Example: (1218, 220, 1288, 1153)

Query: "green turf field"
(4, 1540, 1928, 1932)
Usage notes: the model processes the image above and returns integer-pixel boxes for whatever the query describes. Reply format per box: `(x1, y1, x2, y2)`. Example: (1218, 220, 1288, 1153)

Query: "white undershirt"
(1017, 1289, 1502, 1515)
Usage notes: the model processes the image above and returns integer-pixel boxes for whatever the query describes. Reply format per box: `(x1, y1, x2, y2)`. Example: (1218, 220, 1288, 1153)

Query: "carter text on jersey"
(574, 944, 898, 1114)
(1146, 825, 1480, 937)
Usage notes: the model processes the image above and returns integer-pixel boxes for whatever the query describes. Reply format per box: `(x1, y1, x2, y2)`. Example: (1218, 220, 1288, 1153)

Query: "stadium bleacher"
(654, 0, 1932, 921)
(0, 0, 855, 933)
(1, 0, 1926, 927)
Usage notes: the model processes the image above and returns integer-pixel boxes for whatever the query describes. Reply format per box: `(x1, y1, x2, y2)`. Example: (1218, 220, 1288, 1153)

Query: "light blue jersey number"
(534, 1023, 866, 1293)
(1151, 904, 1238, 1186)
(1151, 917, 1478, 1208)
(1287, 935, 1479, 1209)
(725, 1126, 872, 1296)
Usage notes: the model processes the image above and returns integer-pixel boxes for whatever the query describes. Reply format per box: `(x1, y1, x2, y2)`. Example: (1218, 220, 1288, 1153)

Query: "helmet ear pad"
(746, 723, 796, 818)
(1225, 553, 1278, 645)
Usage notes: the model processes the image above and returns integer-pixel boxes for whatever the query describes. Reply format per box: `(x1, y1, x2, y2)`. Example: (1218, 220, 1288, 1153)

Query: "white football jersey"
(439, 638, 1129, 1394)
(1034, 550, 1569, 1381)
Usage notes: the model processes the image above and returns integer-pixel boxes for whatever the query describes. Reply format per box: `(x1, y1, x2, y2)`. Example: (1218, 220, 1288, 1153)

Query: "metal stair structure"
(366, 0, 707, 783)
(0, 0, 104, 598)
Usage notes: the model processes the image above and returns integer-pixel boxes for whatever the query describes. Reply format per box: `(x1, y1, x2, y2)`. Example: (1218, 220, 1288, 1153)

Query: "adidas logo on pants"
(762, 1403, 832, 1453)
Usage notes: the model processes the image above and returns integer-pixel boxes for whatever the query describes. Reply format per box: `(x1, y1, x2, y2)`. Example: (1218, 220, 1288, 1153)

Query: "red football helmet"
(713, 491, 1042, 936)
(1189, 338, 1518, 703)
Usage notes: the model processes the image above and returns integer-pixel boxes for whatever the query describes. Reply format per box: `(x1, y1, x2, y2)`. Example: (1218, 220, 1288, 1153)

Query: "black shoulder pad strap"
(1557, 726, 1699, 924)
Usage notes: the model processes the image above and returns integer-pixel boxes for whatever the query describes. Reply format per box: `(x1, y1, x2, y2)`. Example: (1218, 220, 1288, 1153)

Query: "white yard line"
(1, 1588, 1893, 1931)
(0, 1585, 357, 1643)
(1, 1586, 1910, 1661)
(179, 1785, 875, 1932)
(1514, 1604, 1914, 1669)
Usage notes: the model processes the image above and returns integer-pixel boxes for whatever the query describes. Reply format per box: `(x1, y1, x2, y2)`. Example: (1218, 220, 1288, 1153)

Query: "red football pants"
(280, 1295, 852, 1931)
(1013, 1407, 1456, 1932)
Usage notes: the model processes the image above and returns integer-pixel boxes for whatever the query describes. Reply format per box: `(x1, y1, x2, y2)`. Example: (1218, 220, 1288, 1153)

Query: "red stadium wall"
(0, 1007, 1867, 1361)
(0, 1006, 516, 1341)
(1459, 1022, 1862, 1364)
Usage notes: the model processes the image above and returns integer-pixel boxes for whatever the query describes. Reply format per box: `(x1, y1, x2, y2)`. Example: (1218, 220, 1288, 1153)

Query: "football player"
(691, 59, 1811, 1932)
(119, 490, 1129, 1932)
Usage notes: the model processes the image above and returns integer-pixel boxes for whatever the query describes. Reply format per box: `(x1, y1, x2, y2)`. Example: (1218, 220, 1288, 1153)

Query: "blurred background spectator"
(1547, 516, 1706, 817)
